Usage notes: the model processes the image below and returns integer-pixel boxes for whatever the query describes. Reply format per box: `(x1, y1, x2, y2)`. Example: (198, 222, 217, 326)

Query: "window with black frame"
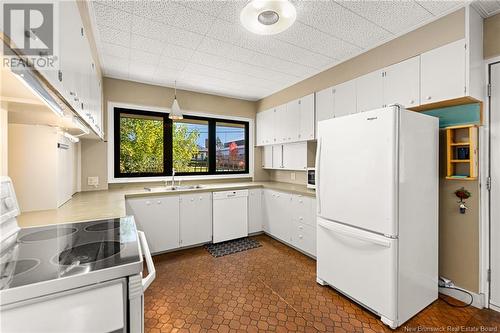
(114, 107, 249, 178)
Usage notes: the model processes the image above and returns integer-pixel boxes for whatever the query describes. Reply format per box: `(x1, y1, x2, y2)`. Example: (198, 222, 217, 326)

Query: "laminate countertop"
(17, 181, 315, 228)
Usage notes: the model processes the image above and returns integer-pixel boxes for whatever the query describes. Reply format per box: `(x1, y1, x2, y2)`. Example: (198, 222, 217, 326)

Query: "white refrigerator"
(315, 105, 438, 329)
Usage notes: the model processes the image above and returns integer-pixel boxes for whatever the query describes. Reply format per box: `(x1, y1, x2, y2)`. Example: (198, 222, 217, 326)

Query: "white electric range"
(0, 177, 156, 332)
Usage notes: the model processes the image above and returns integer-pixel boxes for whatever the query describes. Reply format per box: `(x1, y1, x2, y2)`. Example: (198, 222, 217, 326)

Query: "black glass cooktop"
(0, 217, 141, 291)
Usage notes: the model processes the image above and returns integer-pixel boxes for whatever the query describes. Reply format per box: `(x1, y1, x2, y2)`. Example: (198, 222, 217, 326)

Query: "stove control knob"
(4, 197, 14, 209)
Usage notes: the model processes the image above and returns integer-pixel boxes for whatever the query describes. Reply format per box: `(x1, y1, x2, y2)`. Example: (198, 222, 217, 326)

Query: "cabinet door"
(285, 99, 300, 143)
(383, 56, 420, 108)
(248, 189, 263, 234)
(180, 193, 212, 247)
(420, 39, 466, 104)
(125, 196, 180, 254)
(356, 70, 384, 113)
(256, 111, 266, 146)
(272, 145, 283, 169)
(282, 142, 307, 171)
(299, 94, 315, 141)
(59, 1, 82, 110)
(262, 145, 273, 168)
(333, 80, 357, 117)
(316, 87, 334, 123)
(292, 221, 316, 256)
(267, 191, 292, 243)
(274, 104, 288, 144)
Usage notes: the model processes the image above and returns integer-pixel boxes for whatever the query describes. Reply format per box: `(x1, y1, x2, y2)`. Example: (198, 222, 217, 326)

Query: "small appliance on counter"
(0, 177, 155, 333)
(307, 167, 315, 189)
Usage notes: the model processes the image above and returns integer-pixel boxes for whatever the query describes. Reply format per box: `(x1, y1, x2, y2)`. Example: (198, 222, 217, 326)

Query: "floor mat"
(205, 237, 262, 257)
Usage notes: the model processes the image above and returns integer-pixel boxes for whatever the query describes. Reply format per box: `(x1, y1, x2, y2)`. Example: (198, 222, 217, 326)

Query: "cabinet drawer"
(292, 222, 316, 257)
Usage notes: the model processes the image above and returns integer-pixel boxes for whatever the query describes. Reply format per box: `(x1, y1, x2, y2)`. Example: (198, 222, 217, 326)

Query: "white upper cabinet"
(281, 101, 299, 143)
(316, 87, 334, 123)
(383, 56, 420, 108)
(282, 142, 307, 171)
(420, 39, 466, 104)
(298, 94, 315, 141)
(333, 80, 357, 117)
(256, 108, 275, 146)
(262, 145, 273, 168)
(356, 70, 384, 113)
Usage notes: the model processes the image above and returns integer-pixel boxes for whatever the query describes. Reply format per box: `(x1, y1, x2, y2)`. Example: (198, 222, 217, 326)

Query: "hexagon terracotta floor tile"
(144, 235, 500, 333)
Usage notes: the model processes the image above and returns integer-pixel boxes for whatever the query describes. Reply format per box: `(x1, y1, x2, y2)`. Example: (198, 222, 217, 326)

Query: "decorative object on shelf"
(445, 125, 478, 180)
(169, 81, 183, 120)
(455, 187, 471, 214)
(240, 0, 296, 35)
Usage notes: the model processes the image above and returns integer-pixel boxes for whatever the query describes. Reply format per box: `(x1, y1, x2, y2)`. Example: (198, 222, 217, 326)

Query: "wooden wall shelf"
(445, 125, 478, 180)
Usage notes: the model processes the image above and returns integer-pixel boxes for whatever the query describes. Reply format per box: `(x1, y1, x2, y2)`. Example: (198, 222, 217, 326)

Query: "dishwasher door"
(212, 190, 249, 243)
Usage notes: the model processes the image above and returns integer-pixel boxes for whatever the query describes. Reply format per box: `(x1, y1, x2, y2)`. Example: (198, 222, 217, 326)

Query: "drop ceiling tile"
(132, 1, 180, 25)
(101, 42, 130, 59)
(92, 2, 132, 32)
(298, 1, 391, 48)
(128, 62, 156, 80)
(131, 15, 169, 42)
(92, 0, 134, 13)
(160, 44, 195, 61)
(338, 0, 433, 34)
(172, 5, 217, 35)
(162, 25, 205, 50)
(416, 1, 465, 15)
(216, 1, 247, 24)
(197, 37, 257, 64)
(277, 22, 362, 60)
(475, 0, 500, 16)
(178, 0, 225, 16)
(130, 49, 160, 66)
(102, 55, 130, 76)
(97, 25, 131, 47)
(130, 34, 164, 55)
(158, 56, 189, 71)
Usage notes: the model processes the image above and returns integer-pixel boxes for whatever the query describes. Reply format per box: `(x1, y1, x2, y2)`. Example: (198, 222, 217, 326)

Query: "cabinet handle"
(146, 201, 151, 206)
(409, 100, 415, 104)
(426, 96, 431, 100)
(299, 225, 303, 230)
(70, 91, 76, 96)
(299, 217, 303, 221)
(157, 200, 161, 204)
(299, 235, 303, 239)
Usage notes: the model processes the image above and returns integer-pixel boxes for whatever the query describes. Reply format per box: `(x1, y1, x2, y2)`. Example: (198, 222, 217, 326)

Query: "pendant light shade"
(169, 81, 183, 120)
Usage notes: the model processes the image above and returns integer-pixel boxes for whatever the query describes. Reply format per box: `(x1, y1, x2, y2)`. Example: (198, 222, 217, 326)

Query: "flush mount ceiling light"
(240, 0, 297, 35)
(169, 81, 183, 120)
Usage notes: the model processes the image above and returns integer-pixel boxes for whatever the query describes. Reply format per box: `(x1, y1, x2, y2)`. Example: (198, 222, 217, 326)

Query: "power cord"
(439, 285, 474, 308)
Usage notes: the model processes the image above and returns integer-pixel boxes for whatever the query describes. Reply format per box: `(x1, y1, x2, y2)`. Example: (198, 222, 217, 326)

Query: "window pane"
(173, 119, 209, 173)
(216, 122, 246, 172)
(119, 112, 164, 174)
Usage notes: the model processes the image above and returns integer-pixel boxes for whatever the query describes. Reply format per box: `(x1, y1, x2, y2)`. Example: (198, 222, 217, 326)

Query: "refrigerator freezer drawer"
(317, 218, 397, 321)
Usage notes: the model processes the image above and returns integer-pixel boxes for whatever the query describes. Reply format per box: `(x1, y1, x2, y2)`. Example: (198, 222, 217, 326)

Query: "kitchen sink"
(144, 185, 204, 192)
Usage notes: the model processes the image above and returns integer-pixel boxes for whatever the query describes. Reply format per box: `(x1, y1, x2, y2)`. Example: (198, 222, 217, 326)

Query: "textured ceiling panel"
(90, 0, 467, 100)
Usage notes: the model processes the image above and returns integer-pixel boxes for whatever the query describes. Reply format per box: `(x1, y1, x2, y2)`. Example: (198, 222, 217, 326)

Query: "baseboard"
(439, 287, 485, 309)
(489, 303, 500, 312)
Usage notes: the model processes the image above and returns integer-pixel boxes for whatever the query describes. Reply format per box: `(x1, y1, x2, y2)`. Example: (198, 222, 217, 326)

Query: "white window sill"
(108, 173, 253, 184)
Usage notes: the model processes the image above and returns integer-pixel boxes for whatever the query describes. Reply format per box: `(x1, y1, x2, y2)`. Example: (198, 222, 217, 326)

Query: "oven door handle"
(138, 231, 156, 291)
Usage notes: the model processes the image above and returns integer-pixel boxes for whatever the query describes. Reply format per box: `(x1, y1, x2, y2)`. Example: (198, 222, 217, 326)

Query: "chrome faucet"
(171, 168, 176, 188)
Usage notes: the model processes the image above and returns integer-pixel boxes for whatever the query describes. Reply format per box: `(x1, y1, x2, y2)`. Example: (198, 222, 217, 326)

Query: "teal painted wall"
(422, 103, 481, 128)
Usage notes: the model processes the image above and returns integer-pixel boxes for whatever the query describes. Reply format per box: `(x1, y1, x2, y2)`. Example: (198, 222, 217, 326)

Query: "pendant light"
(169, 81, 183, 120)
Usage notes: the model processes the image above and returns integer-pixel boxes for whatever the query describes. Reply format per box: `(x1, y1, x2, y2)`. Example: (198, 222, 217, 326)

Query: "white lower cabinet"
(262, 190, 316, 257)
(125, 195, 180, 254)
(248, 189, 263, 234)
(180, 193, 212, 247)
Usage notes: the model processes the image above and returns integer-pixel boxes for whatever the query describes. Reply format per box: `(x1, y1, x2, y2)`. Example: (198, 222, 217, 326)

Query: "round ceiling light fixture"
(240, 0, 297, 35)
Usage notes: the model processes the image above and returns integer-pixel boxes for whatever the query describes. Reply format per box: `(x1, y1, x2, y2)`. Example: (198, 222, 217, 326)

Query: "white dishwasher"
(212, 190, 248, 243)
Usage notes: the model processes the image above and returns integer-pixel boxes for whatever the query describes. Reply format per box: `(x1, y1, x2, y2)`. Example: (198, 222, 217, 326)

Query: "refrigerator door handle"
(137, 231, 156, 291)
(318, 220, 392, 248)
(315, 137, 322, 214)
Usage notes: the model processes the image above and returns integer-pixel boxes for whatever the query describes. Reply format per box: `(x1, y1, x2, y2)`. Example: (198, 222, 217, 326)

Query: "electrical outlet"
(88, 176, 99, 187)
(290, 172, 296, 181)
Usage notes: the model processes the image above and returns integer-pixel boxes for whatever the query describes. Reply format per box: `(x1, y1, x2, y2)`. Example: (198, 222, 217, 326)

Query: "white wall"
(0, 103, 8, 176)
(8, 124, 78, 212)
